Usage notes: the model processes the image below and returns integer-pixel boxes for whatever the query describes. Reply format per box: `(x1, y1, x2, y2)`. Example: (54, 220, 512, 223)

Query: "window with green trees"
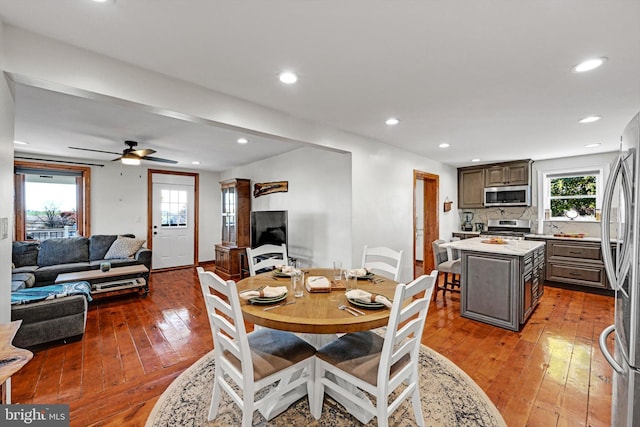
(547, 173, 598, 219)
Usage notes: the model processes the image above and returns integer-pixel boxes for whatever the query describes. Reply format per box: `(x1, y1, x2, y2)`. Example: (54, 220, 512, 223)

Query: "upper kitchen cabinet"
(458, 167, 485, 208)
(484, 160, 532, 187)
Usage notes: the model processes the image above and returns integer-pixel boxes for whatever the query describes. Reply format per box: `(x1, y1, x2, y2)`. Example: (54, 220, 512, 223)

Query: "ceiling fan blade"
(69, 146, 121, 155)
(142, 156, 178, 164)
(132, 148, 156, 157)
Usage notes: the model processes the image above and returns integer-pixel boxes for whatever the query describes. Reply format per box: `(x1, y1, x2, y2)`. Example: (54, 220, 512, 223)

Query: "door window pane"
(161, 189, 188, 227)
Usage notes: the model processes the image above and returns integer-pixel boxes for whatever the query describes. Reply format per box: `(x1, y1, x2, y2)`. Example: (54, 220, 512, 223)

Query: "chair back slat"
(379, 271, 437, 386)
(361, 245, 403, 281)
(246, 244, 288, 276)
(197, 267, 254, 382)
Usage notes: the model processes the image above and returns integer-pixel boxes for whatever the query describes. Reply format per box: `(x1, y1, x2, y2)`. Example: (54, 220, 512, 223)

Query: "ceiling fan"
(68, 140, 178, 165)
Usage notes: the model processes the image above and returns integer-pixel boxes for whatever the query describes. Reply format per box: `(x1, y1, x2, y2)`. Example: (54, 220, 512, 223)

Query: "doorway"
(413, 170, 439, 278)
(148, 170, 199, 270)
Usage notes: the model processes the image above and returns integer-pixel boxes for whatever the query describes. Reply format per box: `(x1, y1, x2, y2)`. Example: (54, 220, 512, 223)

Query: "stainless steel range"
(480, 219, 532, 240)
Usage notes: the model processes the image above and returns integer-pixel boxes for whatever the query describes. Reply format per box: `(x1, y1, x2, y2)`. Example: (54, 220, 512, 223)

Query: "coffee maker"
(461, 211, 474, 231)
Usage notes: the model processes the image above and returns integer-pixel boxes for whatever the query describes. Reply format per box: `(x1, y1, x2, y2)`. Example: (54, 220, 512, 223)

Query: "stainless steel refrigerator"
(600, 112, 639, 426)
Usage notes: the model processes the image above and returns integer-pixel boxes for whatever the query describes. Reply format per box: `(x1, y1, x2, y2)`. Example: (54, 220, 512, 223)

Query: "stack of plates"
(249, 293, 287, 305)
(272, 269, 292, 278)
(347, 297, 385, 310)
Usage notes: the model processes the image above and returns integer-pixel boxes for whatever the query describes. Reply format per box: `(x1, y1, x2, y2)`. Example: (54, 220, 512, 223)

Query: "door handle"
(153, 231, 158, 235)
(599, 324, 623, 374)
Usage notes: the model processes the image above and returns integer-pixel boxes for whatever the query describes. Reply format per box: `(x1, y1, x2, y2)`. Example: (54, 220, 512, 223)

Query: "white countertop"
(525, 234, 602, 242)
(442, 237, 545, 256)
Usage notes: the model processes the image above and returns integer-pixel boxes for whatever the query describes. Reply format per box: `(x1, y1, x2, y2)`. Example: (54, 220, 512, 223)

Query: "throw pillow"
(104, 236, 146, 260)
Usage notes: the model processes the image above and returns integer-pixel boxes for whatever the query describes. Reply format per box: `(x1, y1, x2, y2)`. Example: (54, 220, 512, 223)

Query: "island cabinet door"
(461, 252, 520, 331)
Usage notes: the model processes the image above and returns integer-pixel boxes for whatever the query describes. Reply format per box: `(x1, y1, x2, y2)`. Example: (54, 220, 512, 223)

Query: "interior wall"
(222, 147, 351, 268)
(0, 21, 14, 323)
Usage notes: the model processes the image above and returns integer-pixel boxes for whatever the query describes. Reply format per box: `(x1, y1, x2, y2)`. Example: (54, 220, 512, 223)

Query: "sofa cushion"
(12, 272, 36, 290)
(12, 265, 39, 274)
(12, 241, 39, 267)
(38, 237, 90, 267)
(12, 281, 27, 292)
(33, 262, 91, 286)
(89, 235, 118, 261)
(104, 236, 145, 260)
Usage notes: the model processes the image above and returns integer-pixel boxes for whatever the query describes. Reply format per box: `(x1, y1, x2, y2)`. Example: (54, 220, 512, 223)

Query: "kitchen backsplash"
(458, 206, 610, 238)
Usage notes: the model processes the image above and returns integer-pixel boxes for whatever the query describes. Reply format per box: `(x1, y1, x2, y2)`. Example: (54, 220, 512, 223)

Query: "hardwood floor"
(11, 264, 614, 426)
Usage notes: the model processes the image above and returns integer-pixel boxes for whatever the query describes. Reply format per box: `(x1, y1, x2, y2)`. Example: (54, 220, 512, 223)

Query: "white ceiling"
(2, 0, 640, 170)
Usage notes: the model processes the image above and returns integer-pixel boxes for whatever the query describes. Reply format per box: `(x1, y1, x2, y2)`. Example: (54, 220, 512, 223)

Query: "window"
(543, 169, 601, 220)
(14, 161, 90, 240)
(160, 189, 188, 227)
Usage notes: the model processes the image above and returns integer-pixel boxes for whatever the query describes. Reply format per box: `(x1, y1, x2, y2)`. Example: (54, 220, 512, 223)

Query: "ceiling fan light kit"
(121, 154, 141, 165)
(68, 140, 177, 165)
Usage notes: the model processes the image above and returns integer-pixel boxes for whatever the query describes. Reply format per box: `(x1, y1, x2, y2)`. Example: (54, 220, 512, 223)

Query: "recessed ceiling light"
(471, 158, 481, 162)
(578, 115, 602, 124)
(584, 143, 601, 148)
(14, 140, 28, 145)
(385, 118, 399, 126)
(439, 143, 450, 148)
(192, 161, 201, 165)
(92, 0, 115, 3)
(237, 138, 248, 144)
(278, 71, 298, 84)
(572, 57, 607, 73)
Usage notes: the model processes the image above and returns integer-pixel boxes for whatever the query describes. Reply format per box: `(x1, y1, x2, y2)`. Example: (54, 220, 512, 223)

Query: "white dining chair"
(196, 267, 315, 426)
(361, 245, 403, 281)
(311, 271, 437, 426)
(246, 243, 288, 276)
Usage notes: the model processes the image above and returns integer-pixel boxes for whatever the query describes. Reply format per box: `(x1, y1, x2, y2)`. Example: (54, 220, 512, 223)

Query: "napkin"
(306, 276, 331, 292)
(276, 265, 296, 275)
(345, 289, 393, 308)
(240, 285, 287, 300)
(349, 268, 370, 277)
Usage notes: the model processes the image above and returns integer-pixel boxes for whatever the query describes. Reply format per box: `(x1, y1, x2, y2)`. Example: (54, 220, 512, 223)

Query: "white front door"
(151, 173, 195, 269)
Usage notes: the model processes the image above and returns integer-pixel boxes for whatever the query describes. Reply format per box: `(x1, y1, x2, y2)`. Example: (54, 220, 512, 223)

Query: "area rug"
(146, 344, 506, 427)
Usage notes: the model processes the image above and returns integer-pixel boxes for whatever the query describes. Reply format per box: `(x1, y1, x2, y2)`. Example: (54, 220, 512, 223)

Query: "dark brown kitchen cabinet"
(215, 178, 251, 281)
(484, 161, 531, 187)
(458, 167, 485, 208)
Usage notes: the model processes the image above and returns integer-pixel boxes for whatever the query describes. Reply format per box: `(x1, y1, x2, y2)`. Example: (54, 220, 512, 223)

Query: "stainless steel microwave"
(484, 185, 531, 207)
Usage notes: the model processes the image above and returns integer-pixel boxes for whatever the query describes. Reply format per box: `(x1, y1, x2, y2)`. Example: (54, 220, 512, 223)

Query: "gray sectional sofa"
(11, 234, 151, 290)
(10, 234, 151, 347)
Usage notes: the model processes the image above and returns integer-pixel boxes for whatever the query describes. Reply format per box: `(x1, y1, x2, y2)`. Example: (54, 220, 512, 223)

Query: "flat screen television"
(250, 210, 288, 248)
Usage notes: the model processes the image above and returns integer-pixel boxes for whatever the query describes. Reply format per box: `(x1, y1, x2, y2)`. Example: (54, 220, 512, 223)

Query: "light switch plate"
(0, 217, 7, 239)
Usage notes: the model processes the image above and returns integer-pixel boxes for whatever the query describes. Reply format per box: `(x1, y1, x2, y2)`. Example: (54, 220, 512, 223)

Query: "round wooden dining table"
(238, 268, 400, 335)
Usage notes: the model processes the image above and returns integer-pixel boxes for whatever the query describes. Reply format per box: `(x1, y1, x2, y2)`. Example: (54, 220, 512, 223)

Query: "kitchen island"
(442, 237, 545, 331)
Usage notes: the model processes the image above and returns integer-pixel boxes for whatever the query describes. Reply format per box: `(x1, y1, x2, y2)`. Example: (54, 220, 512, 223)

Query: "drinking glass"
(333, 261, 343, 280)
(292, 270, 305, 298)
(343, 269, 356, 291)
